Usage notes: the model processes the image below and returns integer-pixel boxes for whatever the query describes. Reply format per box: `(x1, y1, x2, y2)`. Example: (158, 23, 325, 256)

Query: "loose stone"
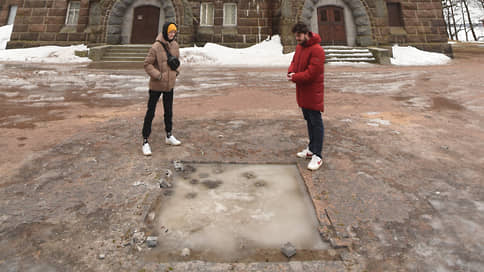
(281, 242, 296, 258)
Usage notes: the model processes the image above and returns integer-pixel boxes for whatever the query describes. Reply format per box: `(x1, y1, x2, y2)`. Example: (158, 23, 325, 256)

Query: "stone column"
(280, 0, 296, 53)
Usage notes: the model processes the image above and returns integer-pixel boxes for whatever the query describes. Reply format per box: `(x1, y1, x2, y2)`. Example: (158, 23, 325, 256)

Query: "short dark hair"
(292, 22, 309, 34)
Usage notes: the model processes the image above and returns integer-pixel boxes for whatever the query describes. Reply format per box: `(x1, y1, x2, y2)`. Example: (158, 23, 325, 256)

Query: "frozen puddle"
(151, 163, 329, 262)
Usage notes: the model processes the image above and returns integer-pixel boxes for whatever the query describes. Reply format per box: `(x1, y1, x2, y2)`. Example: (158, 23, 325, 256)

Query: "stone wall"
(188, 0, 274, 48)
(2, 0, 93, 48)
(1, 0, 450, 54)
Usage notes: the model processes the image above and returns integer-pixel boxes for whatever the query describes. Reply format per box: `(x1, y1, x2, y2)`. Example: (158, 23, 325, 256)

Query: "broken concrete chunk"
(174, 160, 184, 171)
(281, 242, 296, 258)
(213, 165, 224, 174)
(159, 179, 172, 188)
(163, 189, 174, 196)
(132, 231, 146, 245)
(148, 212, 155, 222)
(242, 171, 256, 179)
(146, 236, 158, 248)
(181, 248, 191, 256)
(183, 164, 196, 173)
(199, 173, 210, 178)
(164, 169, 173, 178)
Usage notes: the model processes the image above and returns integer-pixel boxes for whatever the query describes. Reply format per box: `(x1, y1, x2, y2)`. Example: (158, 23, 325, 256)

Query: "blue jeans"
(302, 108, 324, 158)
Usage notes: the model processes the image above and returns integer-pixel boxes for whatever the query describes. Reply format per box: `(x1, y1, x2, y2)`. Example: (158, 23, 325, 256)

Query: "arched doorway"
(106, 0, 176, 45)
(131, 6, 160, 44)
(317, 6, 346, 45)
(302, 0, 373, 47)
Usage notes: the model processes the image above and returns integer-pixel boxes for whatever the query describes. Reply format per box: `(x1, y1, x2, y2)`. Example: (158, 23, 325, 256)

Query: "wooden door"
(131, 6, 160, 44)
(317, 6, 347, 45)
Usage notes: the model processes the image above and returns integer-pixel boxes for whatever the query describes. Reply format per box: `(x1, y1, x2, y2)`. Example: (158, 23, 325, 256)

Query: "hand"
(287, 73, 295, 81)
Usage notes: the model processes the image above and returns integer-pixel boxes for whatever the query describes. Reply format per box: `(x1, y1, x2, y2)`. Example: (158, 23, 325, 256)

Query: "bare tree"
(462, 0, 478, 40)
(442, 0, 460, 40)
(458, 0, 469, 41)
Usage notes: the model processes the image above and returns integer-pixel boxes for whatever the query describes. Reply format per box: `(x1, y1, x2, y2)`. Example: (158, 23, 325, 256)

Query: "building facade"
(0, 0, 451, 54)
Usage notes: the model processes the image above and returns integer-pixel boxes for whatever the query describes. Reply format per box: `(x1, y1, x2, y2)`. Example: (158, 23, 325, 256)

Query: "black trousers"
(302, 107, 324, 158)
(142, 89, 173, 139)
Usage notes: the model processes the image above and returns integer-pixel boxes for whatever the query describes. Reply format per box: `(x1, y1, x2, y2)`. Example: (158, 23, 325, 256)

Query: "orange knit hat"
(167, 24, 177, 33)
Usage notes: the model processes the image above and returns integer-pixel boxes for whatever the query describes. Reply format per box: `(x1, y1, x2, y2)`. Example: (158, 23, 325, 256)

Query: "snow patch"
(0, 91, 19, 97)
(391, 45, 451, 66)
(368, 118, 391, 126)
(102, 93, 124, 98)
(0, 24, 13, 50)
(134, 87, 148, 92)
(180, 35, 294, 67)
(0, 44, 91, 63)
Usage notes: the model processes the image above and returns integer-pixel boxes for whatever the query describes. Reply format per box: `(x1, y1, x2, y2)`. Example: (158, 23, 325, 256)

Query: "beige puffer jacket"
(144, 33, 180, 92)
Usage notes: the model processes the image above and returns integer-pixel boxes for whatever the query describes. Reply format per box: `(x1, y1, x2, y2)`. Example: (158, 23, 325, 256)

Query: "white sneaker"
(297, 147, 313, 159)
(165, 135, 181, 146)
(307, 155, 323, 170)
(142, 143, 152, 156)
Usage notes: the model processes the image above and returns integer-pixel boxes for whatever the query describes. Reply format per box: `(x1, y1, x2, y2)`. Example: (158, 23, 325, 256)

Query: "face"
(295, 32, 309, 45)
(168, 31, 176, 40)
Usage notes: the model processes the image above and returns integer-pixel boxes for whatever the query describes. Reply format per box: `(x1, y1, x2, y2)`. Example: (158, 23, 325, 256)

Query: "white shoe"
(142, 143, 152, 156)
(307, 155, 323, 170)
(165, 135, 181, 146)
(297, 147, 313, 159)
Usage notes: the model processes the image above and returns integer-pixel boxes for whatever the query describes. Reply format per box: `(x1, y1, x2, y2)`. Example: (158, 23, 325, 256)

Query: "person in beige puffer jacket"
(141, 22, 181, 156)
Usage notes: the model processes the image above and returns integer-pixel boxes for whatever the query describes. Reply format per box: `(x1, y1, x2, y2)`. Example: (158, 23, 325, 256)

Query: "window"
(223, 3, 237, 26)
(334, 9, 342, 22)
(65, 1, 81, 25)
(320, 10, 327, 22)
(88, 1, 101, 25)
(200, 3, 214, 26)
(7, 5, 18, 25)
(387, 2, 404, 27)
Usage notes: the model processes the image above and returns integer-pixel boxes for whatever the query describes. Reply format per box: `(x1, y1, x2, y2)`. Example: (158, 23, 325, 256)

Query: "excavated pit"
(148, 163, 331, 262)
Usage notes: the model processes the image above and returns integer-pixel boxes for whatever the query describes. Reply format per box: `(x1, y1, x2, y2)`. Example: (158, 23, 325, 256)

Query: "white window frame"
(65, 1, 81, 25)
(223, 3, 237, 26)
(200, 2, 214, 26)
(7, 5, 18, 25)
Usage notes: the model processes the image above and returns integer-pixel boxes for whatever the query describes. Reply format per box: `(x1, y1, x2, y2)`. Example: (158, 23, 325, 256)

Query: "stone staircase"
(323, 46, 376, 63)
(89, 45, 151, 62)
(89, 44, 380, 64)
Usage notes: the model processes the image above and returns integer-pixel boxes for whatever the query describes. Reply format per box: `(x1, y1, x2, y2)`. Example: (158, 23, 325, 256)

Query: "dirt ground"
(1, 44, 483, 271)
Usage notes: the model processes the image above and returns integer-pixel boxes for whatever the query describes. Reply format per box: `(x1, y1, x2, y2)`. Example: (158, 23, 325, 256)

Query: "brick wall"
(3, 0, 95, 48)
(189, 0, 274, 48)
(1, 0, 450, 53)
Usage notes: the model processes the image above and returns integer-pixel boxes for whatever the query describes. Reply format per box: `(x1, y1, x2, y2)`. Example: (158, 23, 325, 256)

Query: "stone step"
(102, 56, 146, 62)
(322, 45, 364, 49)
(108, 44, 151, 49)
(106, 49, 149, 55)
(101, 45, 150, 61)
(96, 45, 377, 63)
(104, 52, 147, 57)
(321, 46, 376, 63)
(326, 53, 373, 57)
(326, 57, 376, 63)
(325, 49, 371, 54)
